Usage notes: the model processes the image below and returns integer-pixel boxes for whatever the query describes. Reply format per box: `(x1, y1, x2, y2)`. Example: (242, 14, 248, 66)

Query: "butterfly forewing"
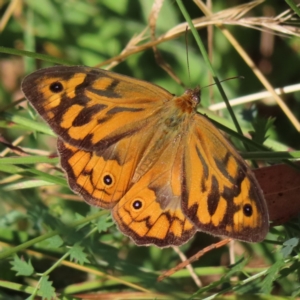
(181, 114, 269, 242)
(22, 66, 173, 151)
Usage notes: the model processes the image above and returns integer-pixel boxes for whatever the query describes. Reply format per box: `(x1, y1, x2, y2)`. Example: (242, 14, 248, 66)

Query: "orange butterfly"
(22, 66, 269, 247)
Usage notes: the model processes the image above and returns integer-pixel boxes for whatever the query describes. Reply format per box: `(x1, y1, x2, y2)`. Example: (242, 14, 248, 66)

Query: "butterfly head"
(174, 87, 201, 114)
(185, 87, 201, 105)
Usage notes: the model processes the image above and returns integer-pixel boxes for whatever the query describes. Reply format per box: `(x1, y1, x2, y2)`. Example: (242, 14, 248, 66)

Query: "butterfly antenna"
(202, 76, 244, 89)
(185, 26, 191, 85)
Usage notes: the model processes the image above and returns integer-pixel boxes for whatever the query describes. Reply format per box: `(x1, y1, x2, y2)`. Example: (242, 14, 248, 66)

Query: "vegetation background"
(0, 0, 300, 299)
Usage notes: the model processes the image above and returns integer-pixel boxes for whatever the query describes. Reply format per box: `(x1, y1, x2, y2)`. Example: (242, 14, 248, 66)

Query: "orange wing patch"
(58, 140, 131, 208)
(113, 174, 196, 247)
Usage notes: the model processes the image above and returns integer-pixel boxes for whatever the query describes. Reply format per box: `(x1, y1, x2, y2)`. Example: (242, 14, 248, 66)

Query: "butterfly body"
(22, 66, 269, 247)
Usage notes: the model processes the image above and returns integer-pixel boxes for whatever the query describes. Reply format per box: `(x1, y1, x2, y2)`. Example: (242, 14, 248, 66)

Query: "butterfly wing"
(181, 114, 269, 242)
(112, 131, 196, 247)
(57, 128, 157, 208)
(22, 66, 173, 151)
(22, 66, 174, 209)
(22, 66, 268, 246)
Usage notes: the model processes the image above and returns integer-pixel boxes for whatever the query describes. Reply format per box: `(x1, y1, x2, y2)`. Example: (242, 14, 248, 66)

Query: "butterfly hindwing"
(58, 139, 132, 208)
(112, 135, 197, 247)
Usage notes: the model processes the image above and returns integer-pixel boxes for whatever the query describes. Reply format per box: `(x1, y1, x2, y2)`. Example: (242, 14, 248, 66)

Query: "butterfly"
(21, 66, 269, 247)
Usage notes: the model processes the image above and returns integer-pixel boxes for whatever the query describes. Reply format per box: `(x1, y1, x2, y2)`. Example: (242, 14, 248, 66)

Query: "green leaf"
(46, 235, 64, 248)
(2, 180, 56, 190)
(0, 112, 56, 136)
(261, 259, 285, 294)
(10, 255, 34, 276)
(39, 276, 56, 300)
(97, 216, 114, 233)
(74, 213, 86, 230)
(249, 117, 275, 145)
(69, 243, 90, 265)
(292, 285, 300, 297)
(0, 156, 59, 165)
(225, 256, 249, 279)
(281, 237, 299, 258)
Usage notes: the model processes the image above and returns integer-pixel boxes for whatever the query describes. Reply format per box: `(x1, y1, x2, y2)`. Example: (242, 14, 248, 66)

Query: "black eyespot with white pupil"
(103, 174, 113, 186)
(132, 200, 143, 210)
(49, 81, 63, 93)
(243, 204, 253, 217)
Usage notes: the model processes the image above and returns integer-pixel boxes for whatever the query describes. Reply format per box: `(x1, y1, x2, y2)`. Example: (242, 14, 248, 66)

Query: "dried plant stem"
(197, 0, 300, 131)
(172, 246, 202, 287)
